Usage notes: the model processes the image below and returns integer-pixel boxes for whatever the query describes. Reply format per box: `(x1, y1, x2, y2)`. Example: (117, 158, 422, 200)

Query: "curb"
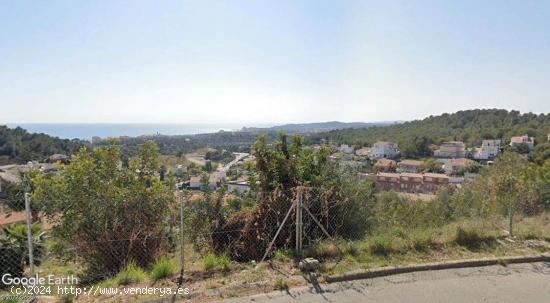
(325, 254, 550, 283)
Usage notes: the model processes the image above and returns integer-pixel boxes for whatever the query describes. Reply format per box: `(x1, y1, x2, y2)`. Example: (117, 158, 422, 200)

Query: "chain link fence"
(1, 186, 363, 302)
(2, 184, 548, 302)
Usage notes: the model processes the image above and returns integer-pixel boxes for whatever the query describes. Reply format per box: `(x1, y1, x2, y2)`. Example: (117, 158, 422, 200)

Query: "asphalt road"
(219, 262, 550, 303)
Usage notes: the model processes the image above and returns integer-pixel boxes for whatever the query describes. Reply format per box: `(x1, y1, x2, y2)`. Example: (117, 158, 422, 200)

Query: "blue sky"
(1, 0, 549, 124)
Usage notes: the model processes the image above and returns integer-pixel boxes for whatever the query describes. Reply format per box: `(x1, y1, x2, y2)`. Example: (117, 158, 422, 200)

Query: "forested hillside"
(308, 109, 550, 158)
(0, 126, 84, 164)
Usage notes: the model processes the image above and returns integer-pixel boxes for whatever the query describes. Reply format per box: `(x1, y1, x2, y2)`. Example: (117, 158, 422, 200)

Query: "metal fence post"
(295, 187, 303, 257)
(173, 191, 185, 303)
(24, 192, 34, 276)
(179, 191, 185, 277)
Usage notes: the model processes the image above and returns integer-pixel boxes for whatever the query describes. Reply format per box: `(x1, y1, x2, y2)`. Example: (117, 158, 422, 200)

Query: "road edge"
(325, 254, 550, 283)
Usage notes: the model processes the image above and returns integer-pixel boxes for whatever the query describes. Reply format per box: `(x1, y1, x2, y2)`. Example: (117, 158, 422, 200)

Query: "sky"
(1, 0, 549, 124)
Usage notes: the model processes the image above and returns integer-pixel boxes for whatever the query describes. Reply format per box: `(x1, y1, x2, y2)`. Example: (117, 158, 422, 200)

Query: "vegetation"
(308, 109, 550, 159)
(0, 125, 83, 164)
(94, 131, 279, 159)
(2, 110, 548, 300)
(211, 133, 374, 260)
(115, 262, 147, 285)
(202, 253, 232, 271)
(273, 277, 289, 291)
(31, 141, 176, 277)
(0, 223, 45, 287)
(150, 257, 177, 281)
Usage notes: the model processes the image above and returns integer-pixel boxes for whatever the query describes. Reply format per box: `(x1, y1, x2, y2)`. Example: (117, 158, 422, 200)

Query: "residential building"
(442, 158, 475, 175)
(434, 141, 466, 158)
(474, 139, 501, 160)
(208, 172, 226, 189)
(188, 176, 202, 189)
(375, 172, 449, 194)
(374, 159, 396, 172)
(91, 136, 102, 145)
(48, 154, 70, 164)
(0, 211, 27, 226)
(422, 173, 451, 193)
(510, 135, 535, 150)
(226, 180, 250, 194)
(338, 144, 354, 154)
(355, 147, 371, 157)
(397, 159, 423, 173)
(371, 141, 399, 159)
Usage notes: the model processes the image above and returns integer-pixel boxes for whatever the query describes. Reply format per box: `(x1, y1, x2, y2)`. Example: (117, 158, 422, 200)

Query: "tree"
(212, 133, 372, 260)
(487, 152, 526, 237)
(204, 160, 213, 173)
(32, 141, 175, 276)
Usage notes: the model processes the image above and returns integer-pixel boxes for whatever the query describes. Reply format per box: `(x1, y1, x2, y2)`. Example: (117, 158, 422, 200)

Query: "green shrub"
(272, 249, 293, 261)
(409, 229, 437, 252)
(454, 226, 495, 250)
(150, 257, 177, 281)
(367, 234, 395, 256)
(202, 253, 232, 271)
(116, 262, 147, 285)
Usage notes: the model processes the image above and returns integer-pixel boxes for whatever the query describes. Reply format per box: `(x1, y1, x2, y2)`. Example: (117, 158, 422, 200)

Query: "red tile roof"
(0, 211, 27, 226)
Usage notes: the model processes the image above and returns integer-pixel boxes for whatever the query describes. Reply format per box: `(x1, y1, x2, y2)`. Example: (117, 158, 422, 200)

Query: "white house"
(338, 144, 354, 154)
(208, 172, 226, 189)
(474, 139, 501, 160)
(370, 142, 399, 159)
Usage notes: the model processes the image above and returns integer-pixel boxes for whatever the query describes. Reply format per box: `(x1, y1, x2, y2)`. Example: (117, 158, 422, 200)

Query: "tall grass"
(454, 225, 496, 250)
(116, 262, 147, 285)
(150, 257, 177, 281)
(202, 253, 232, 271)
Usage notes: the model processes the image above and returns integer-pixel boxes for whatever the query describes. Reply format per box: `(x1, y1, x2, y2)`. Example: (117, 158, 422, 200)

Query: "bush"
(116, 262, 147, 285)
(32, 142, 176, 276)
(454, 226, 495, 250)
(367, 234, 395, 256)
(150, 257, 177, 281)
(306, 241, 342, 260)
(202, 253, 232, 271)
(272, 249, 293, 261)
(409, 229, 437, 252)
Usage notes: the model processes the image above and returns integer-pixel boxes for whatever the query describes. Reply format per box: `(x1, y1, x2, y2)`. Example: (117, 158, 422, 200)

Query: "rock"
(525, 239, 550, 249)
(299, 258, 320, 272)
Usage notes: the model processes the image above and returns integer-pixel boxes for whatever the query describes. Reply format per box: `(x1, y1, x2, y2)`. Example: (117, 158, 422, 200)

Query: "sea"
(6, 123, 271, 140)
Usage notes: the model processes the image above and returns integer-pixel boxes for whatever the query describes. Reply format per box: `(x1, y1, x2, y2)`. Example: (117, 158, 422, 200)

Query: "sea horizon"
(5, 123, 273, 140)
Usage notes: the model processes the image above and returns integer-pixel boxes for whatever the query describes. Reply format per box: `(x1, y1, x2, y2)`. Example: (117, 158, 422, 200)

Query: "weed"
(274, 277, 289, 291)
(273, 249, 293, 261)
(205, 280, 217, 289)
(202, 253, 232, 271)
(496, 258, 508, 267)
(367, 234, 395, 256)
(150, 257, 177, 281)
(454, 225, 495, 250)
(116, 262, 147, 285)
(409, 229, 436, 252)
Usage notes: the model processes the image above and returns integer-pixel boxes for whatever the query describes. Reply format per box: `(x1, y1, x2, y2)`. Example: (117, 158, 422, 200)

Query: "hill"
(0, 125, 84, 164)
(242, 121, 396, 133)
(307, 109, 550, 158)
